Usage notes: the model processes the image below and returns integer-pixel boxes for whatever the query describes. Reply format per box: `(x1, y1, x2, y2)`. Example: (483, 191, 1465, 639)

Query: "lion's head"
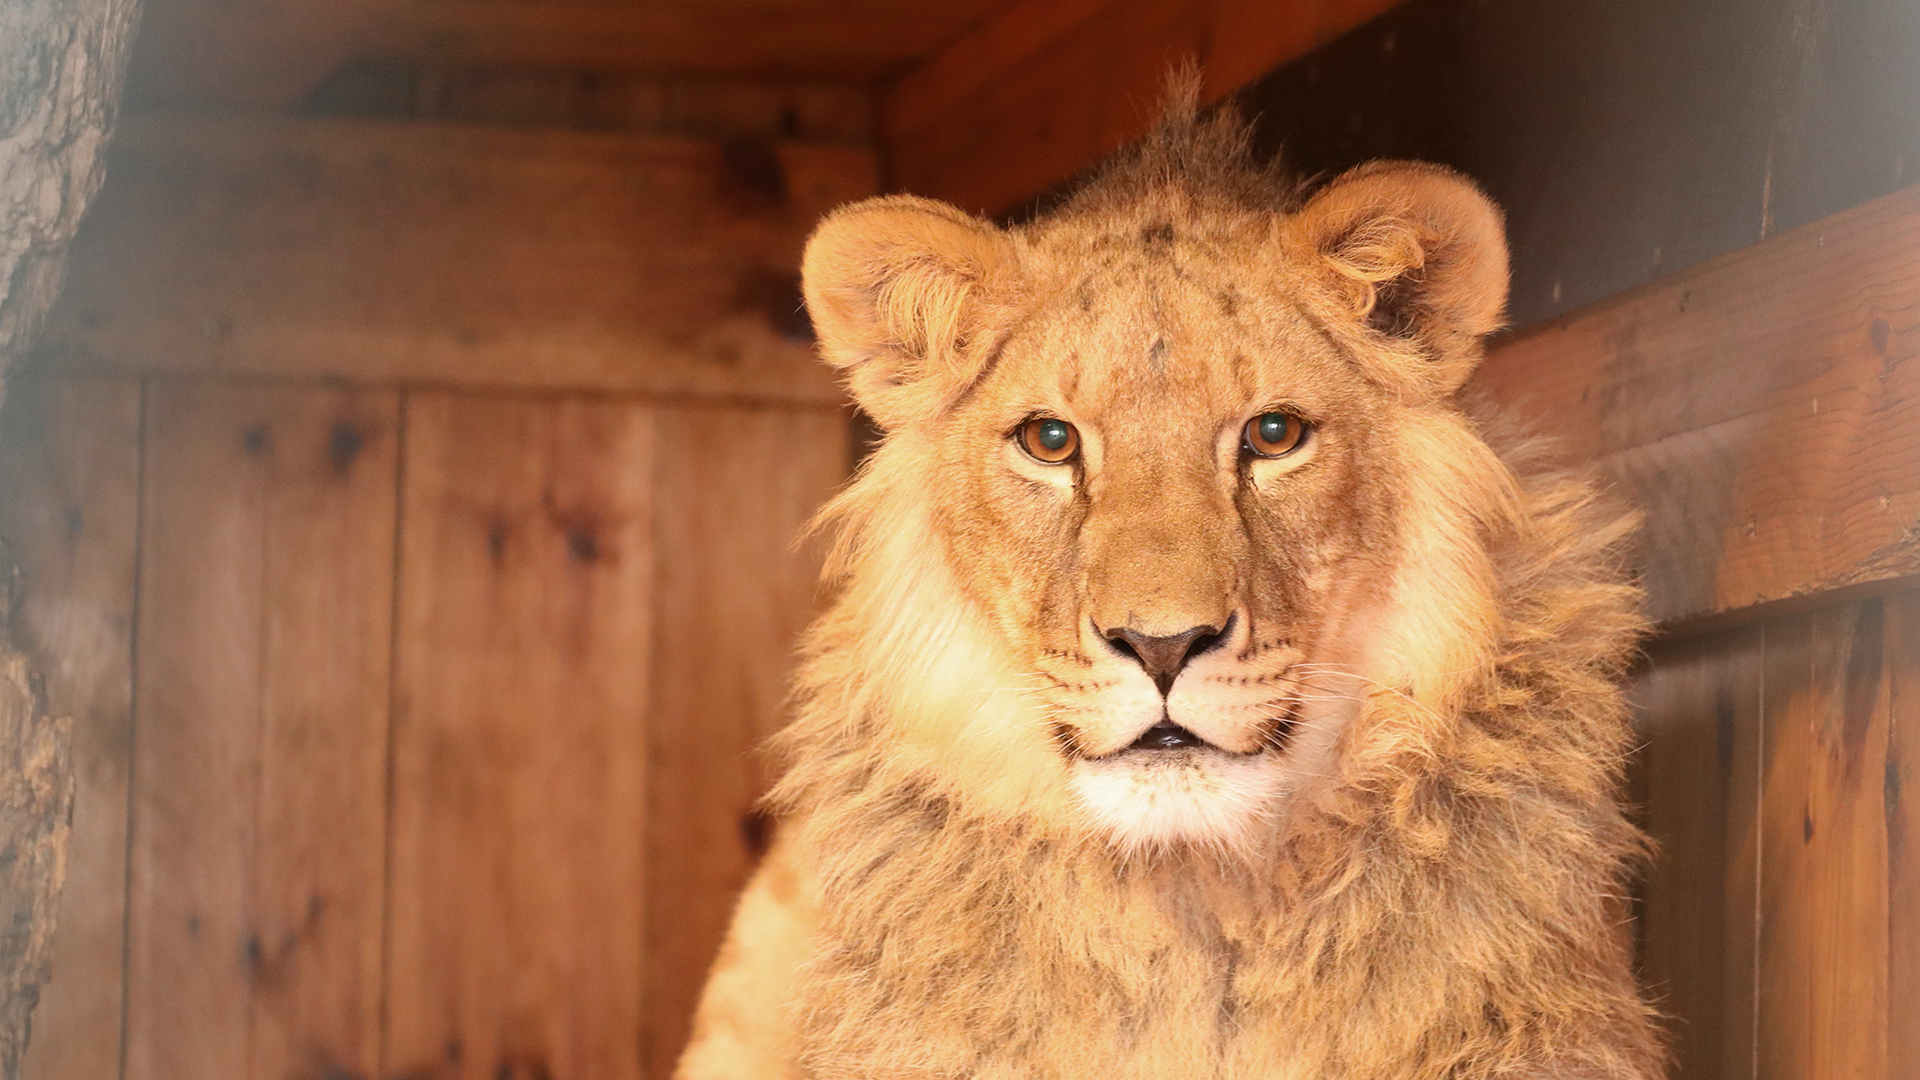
(790, 106, 1526, 854)
(717, 94, 1660, 1080)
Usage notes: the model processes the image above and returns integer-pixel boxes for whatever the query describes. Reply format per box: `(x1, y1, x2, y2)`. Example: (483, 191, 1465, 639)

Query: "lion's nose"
(1102, 620, 1227, 696)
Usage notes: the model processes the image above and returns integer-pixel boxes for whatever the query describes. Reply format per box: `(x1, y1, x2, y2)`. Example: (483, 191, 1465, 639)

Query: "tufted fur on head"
(681, 80, 1664, 1080)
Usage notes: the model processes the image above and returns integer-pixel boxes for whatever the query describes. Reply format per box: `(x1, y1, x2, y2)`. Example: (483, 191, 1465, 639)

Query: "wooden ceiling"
(123, 0, 1020, 112)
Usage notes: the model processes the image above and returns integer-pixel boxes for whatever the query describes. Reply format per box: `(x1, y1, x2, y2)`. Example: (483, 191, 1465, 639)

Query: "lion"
(676, 87, 1664, 1080)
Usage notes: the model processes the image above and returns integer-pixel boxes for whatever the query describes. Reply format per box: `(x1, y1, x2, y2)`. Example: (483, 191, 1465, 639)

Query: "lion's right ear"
(1294, 162, 1508, 401)
(802, 195, 1019, 429)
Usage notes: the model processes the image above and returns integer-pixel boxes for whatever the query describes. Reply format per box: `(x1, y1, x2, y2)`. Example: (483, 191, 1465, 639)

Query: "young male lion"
(677, 91, 1664, 1080)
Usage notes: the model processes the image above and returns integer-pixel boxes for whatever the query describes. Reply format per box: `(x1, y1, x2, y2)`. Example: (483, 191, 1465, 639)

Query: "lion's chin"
(1070, 748, 1285, 853)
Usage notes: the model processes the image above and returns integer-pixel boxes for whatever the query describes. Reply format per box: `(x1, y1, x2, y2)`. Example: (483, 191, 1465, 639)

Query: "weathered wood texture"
(30, 116, 875, 402)
(643, 405, 846, 1080)
(0, 0, 139, 373)
(387, 393, 654, 1080)
(884, 0, 1406, 215)
(126, 383, 397, 1080)
(1632, 631, 1762, 1080)
(1634, 589, 1920, 1080)
(1474, 182, 1920, 627)
(1887, 594, 1920, 1080)
(0, 378, 140, 1080)
(0, 644, 68, 1080)
(0, 0, 140, 1071)
(1757, 607, 1888, 1079)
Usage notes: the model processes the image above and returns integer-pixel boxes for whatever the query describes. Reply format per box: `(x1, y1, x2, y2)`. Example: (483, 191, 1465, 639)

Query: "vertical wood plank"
(386, 392, 652, 1080)
(1724, 633, 1763, 1080)
(641, 405, 847, 1080)
(1757, 603, 1892, 1080)
(125, 382, 396, 1080)
(0, 377, 141, 1080)
(247, 390, 399, 1080)
(1886, 590, 1920, 1080)
(1634, 627, 1762, 1080)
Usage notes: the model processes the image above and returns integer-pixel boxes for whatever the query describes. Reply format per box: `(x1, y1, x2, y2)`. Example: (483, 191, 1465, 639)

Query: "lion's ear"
(1295, 162, 1508, 398)
(801, 195, 1019, 429)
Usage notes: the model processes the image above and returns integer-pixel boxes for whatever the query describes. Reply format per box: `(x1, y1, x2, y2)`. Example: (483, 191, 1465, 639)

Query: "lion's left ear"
(1294, 162, 1508, 398)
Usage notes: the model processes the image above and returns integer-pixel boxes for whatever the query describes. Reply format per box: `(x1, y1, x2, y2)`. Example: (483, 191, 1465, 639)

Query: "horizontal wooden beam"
(1475, 182, 1920, 627)
(31, 115, 874, 404)
(125, 0, 1012, 111)
(883, 0, 1406, 215)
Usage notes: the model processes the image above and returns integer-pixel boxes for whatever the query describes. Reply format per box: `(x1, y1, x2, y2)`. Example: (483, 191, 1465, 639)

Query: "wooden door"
(0, 376, 848, 1080)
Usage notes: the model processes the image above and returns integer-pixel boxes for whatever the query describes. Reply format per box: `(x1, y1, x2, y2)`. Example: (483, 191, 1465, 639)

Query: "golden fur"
(679, 88, 1663, 1080)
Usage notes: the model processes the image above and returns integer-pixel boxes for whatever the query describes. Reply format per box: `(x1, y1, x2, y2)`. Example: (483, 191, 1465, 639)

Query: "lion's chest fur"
(796, 843, 1275, 1080)
(785, 798, 1451, 1080)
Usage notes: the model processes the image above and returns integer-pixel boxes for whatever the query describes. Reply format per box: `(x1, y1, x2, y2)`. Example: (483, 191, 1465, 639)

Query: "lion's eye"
(1019, 417, 1080, 464)
(1244, 412, 1308, 458)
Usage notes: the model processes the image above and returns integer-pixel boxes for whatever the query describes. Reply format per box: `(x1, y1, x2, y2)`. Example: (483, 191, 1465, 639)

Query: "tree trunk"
(0, 0, 140, 1074)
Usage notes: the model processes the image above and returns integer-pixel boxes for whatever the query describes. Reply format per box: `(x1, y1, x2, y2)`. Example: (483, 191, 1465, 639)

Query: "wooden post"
(0, 0, 139, 1073)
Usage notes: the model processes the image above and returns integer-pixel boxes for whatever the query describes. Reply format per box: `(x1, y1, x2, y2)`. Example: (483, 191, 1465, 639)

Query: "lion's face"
(802, 162, 1510, 851)
(927, 231, 1406, 846)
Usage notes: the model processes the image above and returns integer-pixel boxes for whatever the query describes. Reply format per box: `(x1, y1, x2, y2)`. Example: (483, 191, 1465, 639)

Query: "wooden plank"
(1755, 602, 1893, 1080)
(127, 0, 1008, 111)
(1475, 182, 1920, 626)
(883, 0, 1405, 215)
(386, 391, 653, 1080)
(124, 382, 396, 1080)
(1633, 627, 1763, 1080)
(0, 377, 141, 1080)
(420, 73, 875, 145)
(642, 405, 848, 1079)
(30, 115, 874, 403)
(1887, 591, 1920, 1080)
(372, 1, 1011, 81)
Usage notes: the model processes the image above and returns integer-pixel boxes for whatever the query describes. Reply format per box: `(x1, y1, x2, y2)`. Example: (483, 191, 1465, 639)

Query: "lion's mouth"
(1127, 720, 1210, 751)
(1053, 697, 1304, 760)
(1095, 709, 1300, 758)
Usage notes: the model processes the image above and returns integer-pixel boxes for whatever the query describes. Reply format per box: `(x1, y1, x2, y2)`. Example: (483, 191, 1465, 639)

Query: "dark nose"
(1104, 622, 1226, 696)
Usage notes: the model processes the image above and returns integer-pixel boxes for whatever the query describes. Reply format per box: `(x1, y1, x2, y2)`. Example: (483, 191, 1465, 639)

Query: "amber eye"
(1019, 416, 1080, 464)
(1244, 412, 1309, 458)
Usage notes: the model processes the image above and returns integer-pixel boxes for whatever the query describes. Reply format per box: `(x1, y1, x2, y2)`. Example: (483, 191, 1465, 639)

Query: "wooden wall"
(1635, 593, 1920, 1080)
(1, 118, 868, 1080)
